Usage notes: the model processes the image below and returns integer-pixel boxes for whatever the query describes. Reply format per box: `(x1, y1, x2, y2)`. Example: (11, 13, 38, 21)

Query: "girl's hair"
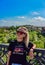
(17, 27, 29, 47)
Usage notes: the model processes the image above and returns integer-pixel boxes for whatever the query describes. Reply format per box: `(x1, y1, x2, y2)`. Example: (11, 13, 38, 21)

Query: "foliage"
(0, 26, 45, 48)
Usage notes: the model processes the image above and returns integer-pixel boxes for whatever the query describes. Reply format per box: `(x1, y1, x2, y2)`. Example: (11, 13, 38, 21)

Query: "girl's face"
(16, 31, 26, 41)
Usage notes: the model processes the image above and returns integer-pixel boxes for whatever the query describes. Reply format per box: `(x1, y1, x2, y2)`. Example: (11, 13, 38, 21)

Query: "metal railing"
(0, 44, 45, 65)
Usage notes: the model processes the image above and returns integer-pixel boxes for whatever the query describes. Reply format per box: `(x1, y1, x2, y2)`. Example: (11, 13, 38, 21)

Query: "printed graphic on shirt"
(13, 45, 25, 55)
(14, 47, 24, 52)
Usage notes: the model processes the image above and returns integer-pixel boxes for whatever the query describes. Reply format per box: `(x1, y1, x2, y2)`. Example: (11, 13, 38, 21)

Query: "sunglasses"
(16, 31, 26, 35)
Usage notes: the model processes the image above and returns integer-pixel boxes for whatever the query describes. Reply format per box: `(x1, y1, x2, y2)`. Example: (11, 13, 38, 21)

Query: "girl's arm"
(6, 51, 11, 65)
(28, 44, 36, 59)
(31, 44, 36, 49)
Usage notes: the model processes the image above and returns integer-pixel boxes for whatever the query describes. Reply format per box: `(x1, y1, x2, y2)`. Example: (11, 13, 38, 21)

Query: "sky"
(0, 0, 45, 27)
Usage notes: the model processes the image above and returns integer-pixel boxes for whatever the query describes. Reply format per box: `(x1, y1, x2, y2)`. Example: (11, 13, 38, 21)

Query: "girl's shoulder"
(8, 39, 16, 43)
(8, 40, 17, 46)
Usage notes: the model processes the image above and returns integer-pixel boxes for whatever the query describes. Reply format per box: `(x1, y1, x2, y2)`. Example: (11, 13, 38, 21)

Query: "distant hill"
(0, 25, 45, 30)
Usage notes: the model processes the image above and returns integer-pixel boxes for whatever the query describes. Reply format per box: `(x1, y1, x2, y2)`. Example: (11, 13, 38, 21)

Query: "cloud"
(30, 16, 45, 27)
(17, 16, 25, 19)
(0, 16, 45, 27)
(0, 20, 8, 23)
(32, 12, 40, 15)
(33, 16, 45, 21)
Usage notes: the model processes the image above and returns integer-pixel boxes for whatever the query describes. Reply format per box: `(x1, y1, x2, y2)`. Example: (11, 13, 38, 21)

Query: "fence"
(0, 44, 45, 65)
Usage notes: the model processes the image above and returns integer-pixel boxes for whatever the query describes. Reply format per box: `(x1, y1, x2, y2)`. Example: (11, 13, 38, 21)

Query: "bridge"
(0, 44, 45, 65)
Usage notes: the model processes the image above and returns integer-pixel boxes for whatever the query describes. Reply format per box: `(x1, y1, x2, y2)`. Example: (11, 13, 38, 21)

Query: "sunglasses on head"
(16, 31, 26, 35)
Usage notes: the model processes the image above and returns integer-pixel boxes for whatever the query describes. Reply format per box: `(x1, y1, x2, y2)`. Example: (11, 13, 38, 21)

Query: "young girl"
(6, 27, 36, 65)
